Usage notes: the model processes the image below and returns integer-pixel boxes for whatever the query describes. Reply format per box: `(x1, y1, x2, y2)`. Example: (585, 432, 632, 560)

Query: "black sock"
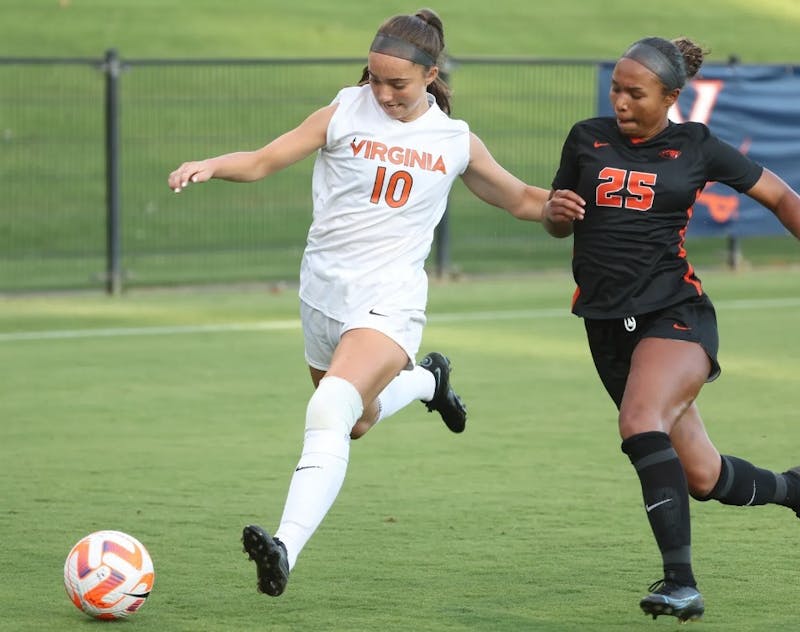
(621, 431, 695, 587)
(707, 455, 792, 507)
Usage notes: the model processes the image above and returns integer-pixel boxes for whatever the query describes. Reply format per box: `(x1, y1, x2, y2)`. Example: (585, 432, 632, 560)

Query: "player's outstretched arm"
(460, 133, 583, 221)
(746, 168, 800, 239)
(168, 104, 336, 193)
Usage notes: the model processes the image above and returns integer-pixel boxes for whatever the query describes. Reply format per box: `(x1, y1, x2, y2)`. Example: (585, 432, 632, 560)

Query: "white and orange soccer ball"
(63, 530, 155, 619)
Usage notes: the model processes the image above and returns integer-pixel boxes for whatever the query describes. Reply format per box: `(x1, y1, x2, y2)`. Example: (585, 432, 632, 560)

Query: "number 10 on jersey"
(370, 166, 413, 208)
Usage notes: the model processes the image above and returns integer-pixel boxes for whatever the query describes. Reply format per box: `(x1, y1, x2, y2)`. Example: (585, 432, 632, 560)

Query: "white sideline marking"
(0, 320, 302, 342)
(1, 298, 799, 343)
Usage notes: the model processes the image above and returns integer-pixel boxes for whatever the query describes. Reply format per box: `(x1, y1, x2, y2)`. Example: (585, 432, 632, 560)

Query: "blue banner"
(597, 63, 800, 236)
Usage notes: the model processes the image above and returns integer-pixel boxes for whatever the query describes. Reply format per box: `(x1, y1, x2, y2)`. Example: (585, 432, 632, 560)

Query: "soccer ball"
(63, 530, 155, 619)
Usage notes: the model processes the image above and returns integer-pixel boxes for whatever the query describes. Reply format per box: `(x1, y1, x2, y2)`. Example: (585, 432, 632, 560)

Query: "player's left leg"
(671, 406, 800, 514)
(351, 351, 467, 437)
(344, 306, 466, 437)
(418, 352, 467, 433)
(787, 468, 800, 517)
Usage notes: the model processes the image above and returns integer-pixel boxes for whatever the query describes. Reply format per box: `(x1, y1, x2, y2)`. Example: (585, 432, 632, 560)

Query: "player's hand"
(168, 161, 214, 193)
(544, 189, 585, 224)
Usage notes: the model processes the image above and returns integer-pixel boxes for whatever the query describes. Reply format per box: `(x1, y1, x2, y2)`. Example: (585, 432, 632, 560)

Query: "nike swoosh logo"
(295, 465, 322, 472)
(123, 591, 151, 598)
(368, 308, 388, 317)
(672, 323, 691, 331)
(593, 140, 609, 148)
(745, 481, 757, 506)
(645, 498, 673, 513)
(432, 366, 442, 389)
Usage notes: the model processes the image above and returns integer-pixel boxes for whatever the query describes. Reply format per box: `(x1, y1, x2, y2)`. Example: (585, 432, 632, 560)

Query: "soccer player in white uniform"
(168, 9, 584, 597)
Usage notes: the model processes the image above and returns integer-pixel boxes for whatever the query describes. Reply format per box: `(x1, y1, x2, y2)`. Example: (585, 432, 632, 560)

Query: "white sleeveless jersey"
(299, 85, 470, 320)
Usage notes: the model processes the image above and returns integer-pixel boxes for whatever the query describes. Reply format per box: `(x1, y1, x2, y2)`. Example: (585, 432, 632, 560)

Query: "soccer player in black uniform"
(542, 36, 800, 622)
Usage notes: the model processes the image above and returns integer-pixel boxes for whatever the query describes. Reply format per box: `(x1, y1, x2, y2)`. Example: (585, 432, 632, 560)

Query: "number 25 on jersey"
(596, 167, 656, 211)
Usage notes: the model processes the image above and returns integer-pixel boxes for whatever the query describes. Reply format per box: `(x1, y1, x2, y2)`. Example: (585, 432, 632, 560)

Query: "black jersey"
(552, 117, 763, 319)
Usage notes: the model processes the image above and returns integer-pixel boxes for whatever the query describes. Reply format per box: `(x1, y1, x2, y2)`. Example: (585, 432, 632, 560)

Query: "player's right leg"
(244, 373, 364, 596)
(639, 579, 705, 622)
(619, 337, 710, 621)
(242, 525, 290, 596)
(244, 327, 408, 596)
(586, 317, 707, 620)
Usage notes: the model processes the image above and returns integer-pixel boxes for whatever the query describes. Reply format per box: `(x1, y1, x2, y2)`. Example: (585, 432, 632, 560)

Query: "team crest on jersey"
(623, 316, 637, 332)
(659, 148, 682, 160)
(350, 138, 447, 174)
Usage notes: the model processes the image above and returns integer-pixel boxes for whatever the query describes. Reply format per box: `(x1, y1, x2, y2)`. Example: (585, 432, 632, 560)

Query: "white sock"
(275, 429, 349, 571)
(376, 365, 435, 423)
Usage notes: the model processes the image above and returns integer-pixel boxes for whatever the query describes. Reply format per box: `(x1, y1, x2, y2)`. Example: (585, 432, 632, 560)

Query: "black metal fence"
(1, 52, 794, 293)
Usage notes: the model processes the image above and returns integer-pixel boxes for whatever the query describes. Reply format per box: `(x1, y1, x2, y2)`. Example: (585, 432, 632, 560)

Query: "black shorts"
(584, 294, 720, 409)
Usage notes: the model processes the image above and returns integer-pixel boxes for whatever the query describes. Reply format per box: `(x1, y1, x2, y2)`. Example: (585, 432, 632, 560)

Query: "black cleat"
(419, 352, 467, 433)
(783, 466, 800, 518)
(242, 524, 289, 596)
(639, 580, 704, 622)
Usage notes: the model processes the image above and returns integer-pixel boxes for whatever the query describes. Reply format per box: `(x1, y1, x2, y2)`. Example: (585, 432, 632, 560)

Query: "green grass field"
(5, 0, 800, 61)
(3, 270, 800, 631)
(3, 3, 800, 629)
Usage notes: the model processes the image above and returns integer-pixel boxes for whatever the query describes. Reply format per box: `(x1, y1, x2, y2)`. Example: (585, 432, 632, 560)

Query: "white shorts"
(300, 300, 426, 371)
